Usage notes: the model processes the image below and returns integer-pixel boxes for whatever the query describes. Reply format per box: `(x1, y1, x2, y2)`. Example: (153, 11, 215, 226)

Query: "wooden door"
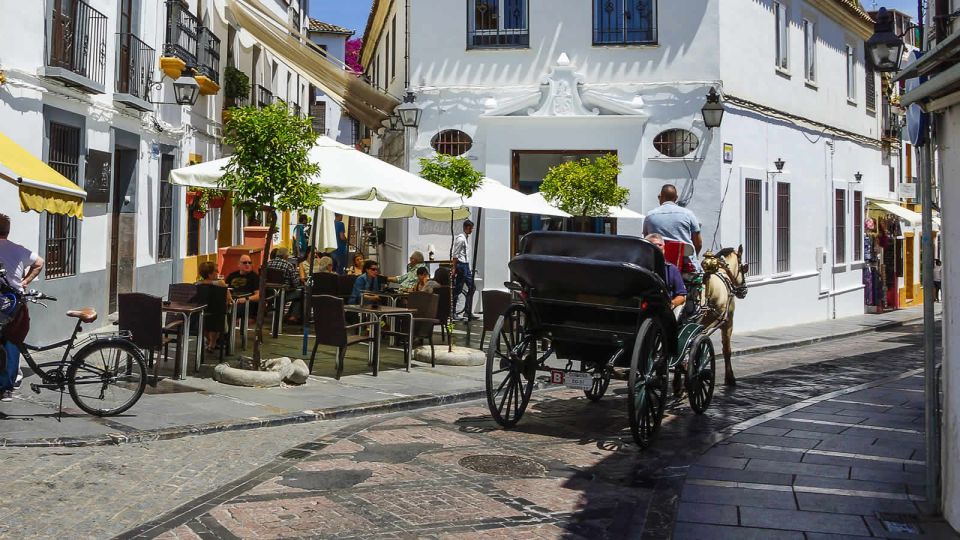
(50, 0, 76, 69)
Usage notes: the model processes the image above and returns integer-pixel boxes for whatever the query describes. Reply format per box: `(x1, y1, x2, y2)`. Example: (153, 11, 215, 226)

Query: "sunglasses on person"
(240, 261, 252, 265)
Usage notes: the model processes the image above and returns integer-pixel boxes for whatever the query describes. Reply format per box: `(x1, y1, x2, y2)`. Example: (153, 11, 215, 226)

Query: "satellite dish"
(904, 50, 929, 147)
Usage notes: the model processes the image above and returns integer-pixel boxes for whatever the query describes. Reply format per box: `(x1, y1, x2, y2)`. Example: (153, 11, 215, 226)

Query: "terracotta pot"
(192, 209, 207, 220)
(208, 196, 226, 209)
(186, 191, 199, 205)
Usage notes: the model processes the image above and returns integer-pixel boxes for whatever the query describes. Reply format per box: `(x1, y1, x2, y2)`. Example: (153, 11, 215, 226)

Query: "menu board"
(84, 150, 111, 203)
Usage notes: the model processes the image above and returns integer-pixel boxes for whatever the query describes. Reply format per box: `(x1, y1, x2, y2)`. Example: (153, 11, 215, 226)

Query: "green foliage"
(220, 102, 325, 214)
(418, 154, 483, 198)
(224, 66, 250, 103)
(539, 153, 629, 217)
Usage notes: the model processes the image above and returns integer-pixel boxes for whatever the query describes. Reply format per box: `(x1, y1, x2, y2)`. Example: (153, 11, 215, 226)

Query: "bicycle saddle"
(66, 308, 98, 323)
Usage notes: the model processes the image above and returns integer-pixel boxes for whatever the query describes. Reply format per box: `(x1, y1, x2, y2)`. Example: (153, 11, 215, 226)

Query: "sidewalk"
(0, 305, 933, 447)
(673, 369, 957, 539)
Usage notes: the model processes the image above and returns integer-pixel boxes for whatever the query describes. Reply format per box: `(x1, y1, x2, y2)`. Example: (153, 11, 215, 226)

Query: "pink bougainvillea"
(345, 38, 363, 74)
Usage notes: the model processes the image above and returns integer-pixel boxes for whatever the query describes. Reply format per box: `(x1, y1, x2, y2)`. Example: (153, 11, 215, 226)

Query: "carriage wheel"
(628, 318, 668, 448)
(686, 335, 716, 414)
(581, 356, 614, 402)
(485, 304, 537, 428)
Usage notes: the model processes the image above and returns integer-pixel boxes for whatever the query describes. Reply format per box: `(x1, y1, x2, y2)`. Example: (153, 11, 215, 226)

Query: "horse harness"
(702, 251, 749, 300)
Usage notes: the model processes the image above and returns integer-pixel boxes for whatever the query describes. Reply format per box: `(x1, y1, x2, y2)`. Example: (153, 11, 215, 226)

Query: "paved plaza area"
(2, 319, 955, 539)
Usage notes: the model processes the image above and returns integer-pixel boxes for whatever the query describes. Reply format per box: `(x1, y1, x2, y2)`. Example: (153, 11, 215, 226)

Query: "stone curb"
(730, 313, 926, 357)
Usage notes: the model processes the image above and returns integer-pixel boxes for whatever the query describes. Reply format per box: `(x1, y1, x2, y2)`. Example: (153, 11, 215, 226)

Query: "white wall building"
(307, 18, 358, 145)
(361, 0, 886, 332)
(0, 0, 311, 339)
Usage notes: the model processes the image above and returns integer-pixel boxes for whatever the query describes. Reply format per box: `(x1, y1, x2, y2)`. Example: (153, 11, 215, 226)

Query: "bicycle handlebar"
(23, 289, 57, 302)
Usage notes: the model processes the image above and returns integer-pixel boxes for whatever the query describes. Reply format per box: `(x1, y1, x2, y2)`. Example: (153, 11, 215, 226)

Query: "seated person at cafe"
(196, 261, 233, 352)
(297, 248, 334, 281)
(225, 255, 260, 317)
(644, 233, 687, 310)
(412, 266, 441, 293)
(266, 247, 304, 323)
(315, 256, 336, 274)
(346, 253, 366, 276)
(390, 251, 426, 290)
(348, 260, 385, 304)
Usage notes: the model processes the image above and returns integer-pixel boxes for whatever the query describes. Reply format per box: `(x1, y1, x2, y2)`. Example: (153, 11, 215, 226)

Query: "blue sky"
(306, 0, 921, 40)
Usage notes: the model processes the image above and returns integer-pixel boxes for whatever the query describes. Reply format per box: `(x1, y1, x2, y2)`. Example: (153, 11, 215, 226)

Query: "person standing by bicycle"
(0, 213, 44, 402)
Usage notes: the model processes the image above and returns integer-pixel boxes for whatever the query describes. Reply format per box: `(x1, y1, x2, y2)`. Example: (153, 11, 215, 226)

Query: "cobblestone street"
(2, 323, 954, 539)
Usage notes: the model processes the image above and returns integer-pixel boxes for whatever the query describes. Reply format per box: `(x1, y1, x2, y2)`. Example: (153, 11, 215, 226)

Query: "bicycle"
(1, 289, 147, 417)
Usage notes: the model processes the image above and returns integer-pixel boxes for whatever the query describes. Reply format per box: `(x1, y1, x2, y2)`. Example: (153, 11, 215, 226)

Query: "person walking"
(0, 213, 44, 402)
(292, 214, 310, 261)
(333, 214, 348, 274)
(452, 220, 476, 321)
(642, 184, 703, 256)
(934, 259, 943, 302)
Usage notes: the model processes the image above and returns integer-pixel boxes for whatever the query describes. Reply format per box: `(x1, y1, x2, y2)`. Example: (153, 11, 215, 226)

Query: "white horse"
(699, 246, 749, 386)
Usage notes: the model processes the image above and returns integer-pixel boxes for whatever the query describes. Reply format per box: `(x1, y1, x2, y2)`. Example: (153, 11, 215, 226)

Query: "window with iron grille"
(774, 2, 788, 70)
(846, 44, 856, 101)
(468, 0, 529, 49)
(350, 118, 360, 146)
(853, 190, 863, 260)
(391, 16, 397, 79)
(186, 212, 200, 256)
(776, 182, 791, 273)
(744, 178, 762, 273)
(803, 19, 816, 81)
(865, 65, 876, 111)
(45, 122, 80, 279)
(431, 130, 473, 156)
(311, 101, 327, 134)
(594, 0, 657, 45)
(158, 154, 174, 261)
(835, 188, 846, 264)
(653, 129, 699, 158)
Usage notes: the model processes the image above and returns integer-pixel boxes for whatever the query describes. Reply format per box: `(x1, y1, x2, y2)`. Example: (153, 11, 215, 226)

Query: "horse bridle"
(717, 253, 749, 299)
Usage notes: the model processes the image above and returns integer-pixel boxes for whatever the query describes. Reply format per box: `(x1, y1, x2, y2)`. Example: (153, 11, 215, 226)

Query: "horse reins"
(716, 256, 749, 299)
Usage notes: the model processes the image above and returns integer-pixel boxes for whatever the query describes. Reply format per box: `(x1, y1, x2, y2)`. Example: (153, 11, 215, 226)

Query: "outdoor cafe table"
(228, 291, 253, 354)
(162, 301, 204, 380)
(343, 305, 416, 376)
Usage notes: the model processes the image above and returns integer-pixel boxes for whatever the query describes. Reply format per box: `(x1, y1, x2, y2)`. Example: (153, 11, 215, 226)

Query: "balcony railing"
(163, 0, 199, 66)
(257, 85, 273, 108)
(47, 0, 108, 91)
(196, 26, 221, 83)
(115, 32, 155, 109)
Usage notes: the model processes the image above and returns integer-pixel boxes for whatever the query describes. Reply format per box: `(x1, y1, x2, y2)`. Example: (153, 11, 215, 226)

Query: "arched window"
(431, 130, 473, 156)
(653, 129, 699, 158)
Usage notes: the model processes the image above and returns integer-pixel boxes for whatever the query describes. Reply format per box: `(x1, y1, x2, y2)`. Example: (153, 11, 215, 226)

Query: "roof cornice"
(810, 0, 874, 39)
(360, 0, 393, 69)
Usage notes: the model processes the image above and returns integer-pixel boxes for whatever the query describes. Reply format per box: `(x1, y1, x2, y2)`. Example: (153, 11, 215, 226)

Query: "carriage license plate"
(550, 370, 593, 390)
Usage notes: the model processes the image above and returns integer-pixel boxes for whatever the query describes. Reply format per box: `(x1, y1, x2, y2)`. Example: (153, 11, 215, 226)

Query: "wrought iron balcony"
(45, 0, 108, 93)
(115, 32, 155, 111)
(163, 0, 199, 66)
(257, 85, 273, 108)
(196, 26, 221, 84)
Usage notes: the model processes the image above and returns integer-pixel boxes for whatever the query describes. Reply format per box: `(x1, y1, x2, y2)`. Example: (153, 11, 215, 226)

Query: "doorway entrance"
(510, 150, 618, 254)
(109, 146, 137, 313)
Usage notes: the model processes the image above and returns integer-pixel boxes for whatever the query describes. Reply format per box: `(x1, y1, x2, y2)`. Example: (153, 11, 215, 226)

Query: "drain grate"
(280, 449, 313, 459)
(876, 512, 922, 535)
(458, 454, 546, 477)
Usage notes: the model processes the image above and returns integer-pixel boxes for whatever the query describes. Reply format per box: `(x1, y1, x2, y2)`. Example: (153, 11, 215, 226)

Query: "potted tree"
(419, 154, 483, 352)
(539, 153, 629, 231)
(223, 66, 251, 123)
(220, 102, 324, 369)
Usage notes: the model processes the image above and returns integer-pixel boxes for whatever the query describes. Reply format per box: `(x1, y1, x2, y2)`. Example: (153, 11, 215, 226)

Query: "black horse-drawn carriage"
(486, 231, 717, 447)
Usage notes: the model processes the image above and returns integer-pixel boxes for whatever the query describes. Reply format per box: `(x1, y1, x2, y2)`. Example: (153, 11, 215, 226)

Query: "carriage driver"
(642, 184, 702, 257)
(644, 233, 687, 310)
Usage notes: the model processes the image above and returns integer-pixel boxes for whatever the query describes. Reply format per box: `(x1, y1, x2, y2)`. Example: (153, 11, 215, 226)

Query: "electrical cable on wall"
(710, 167, 735, 251)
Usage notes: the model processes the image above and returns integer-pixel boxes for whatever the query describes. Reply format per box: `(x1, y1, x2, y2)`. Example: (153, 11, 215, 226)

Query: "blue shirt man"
(349, 260, 385, 304)
(334, 213, 347, 274)
(645, 233, 688, 308)
(642, 184, 702, 256)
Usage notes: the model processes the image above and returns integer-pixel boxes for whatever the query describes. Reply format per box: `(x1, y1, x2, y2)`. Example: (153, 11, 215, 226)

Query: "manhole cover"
(458, 454, 545, 477)
(876, 512, 922, 534)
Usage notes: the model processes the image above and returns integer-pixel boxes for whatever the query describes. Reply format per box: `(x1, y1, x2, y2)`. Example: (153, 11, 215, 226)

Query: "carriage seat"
(509, 255, 669, 300)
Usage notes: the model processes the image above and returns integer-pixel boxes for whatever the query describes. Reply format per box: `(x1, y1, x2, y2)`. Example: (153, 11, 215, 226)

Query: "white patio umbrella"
(526, 192, 645, 219)
(465, 178, 571, 216)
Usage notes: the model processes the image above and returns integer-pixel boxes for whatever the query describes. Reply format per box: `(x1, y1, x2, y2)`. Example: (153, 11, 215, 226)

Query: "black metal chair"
(433, 286, 452, 341)
(163, 283, 196, 362)
(196, 284, 229, 367)
(406, 291, 440, 367)
(264, 267, 288, 337)
(480, 290, 513, 351)
(311, 272, 339, 296)
(309, 295, 376, 380)
(118, 292, 174, 384)
(337, 274, 358, 302)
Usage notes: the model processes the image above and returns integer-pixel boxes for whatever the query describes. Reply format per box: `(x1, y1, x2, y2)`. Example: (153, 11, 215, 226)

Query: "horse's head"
(715, 245, 749, 299)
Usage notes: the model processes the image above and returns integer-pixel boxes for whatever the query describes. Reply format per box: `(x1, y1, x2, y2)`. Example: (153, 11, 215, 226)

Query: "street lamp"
(701, 87, 724, 129)
(855, 171, 863, 183)
(866, 8, 906, 73)
(396, 90, 422, 129)
(774, 158, 786, 172)
(388, 114, 403, 132)
(172, 75, 201, 106)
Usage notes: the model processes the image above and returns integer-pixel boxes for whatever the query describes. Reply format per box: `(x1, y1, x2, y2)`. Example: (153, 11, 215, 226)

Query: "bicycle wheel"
(485, 304, 536, 428)
(686, 335, 716, 414)
(628, 318, 668, 448)
(67, 339, 146, 416)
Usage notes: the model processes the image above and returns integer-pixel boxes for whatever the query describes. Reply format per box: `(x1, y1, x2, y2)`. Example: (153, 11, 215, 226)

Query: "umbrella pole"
(302, 206, 321, 356)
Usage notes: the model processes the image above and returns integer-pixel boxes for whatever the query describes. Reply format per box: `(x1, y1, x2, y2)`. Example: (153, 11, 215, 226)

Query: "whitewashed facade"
(0, 0, 310, 338)
(307, 18, 358, 145)
(361, 0, 886, 331)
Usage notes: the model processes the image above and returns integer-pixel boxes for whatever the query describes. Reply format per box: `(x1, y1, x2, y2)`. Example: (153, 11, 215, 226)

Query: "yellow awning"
(0, 131, 85, 219)
(227, 0, 399, 130)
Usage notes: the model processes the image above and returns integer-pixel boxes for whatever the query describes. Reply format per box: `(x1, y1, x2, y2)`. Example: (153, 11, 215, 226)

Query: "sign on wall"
(899, 183, 917, 200)
(722, 143, 733, 163)
(84, 150, 111, 203)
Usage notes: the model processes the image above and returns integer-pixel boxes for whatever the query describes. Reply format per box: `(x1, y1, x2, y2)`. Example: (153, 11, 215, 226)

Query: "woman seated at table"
(196, 261, 233, 352)
(298, 249, 336, 281)
(346, 253, 366, 276)
(390, 251, 426, 290)
(412, 266, 441, 293)
(348, 260, 385, 304)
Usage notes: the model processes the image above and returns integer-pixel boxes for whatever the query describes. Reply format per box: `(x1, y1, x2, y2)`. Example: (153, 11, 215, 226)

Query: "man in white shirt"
(451, 220, 476, 320)
(0, 213, 44, 401)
